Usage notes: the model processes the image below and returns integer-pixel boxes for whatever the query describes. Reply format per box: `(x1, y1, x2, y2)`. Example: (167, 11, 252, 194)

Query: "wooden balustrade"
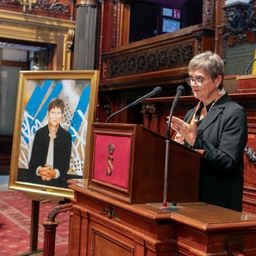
(43, 202, 72, 256)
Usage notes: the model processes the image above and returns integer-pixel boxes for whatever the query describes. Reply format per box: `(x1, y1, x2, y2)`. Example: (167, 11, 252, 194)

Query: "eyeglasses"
(185, 77, 212, 87)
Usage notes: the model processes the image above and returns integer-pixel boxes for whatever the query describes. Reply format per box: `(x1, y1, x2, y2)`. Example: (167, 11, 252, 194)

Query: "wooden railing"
(43, 202, 72, 256)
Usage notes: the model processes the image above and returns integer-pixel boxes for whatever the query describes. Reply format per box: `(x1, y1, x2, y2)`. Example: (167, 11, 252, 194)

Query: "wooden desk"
(68, 180, 256, 256)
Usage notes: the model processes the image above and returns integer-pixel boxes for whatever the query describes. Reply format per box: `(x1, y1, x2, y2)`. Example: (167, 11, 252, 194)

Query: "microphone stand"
(162, 86, 184, 211)
(162, 104, 175, 209)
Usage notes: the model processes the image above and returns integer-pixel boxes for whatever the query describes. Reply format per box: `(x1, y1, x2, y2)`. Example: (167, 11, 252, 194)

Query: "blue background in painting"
(21, 79, 90, 144)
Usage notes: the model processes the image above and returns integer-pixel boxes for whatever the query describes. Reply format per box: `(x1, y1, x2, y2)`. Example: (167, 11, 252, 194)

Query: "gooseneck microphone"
(166, 85, 185, 140)
(163, 85, 184, 209)
(106, 86, 162, 123)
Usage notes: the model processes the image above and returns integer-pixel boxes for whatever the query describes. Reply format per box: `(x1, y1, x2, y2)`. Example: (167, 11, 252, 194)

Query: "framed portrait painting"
(9, 70, 99, 198)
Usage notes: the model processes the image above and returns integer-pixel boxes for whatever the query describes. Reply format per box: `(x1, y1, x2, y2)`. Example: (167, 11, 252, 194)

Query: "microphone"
(166, 85, 185, 140)
(106, 86, 162, 123)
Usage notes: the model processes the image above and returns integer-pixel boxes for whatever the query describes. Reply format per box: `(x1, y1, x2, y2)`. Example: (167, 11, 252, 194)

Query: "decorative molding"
(141, 104, 156, 114)
(206, 0, 212, 24)
(0, 9, 75, 43)
(46, 202, 73, 222)
(195, 32, 203, 54)
(0, 9, 75, 29)
(63, 29, 75, 70)
(201, 0, 213, 26)
(111, 0, 117, 48)
(35, 0, 68, 13)
(109, 42, 194, 78)
(100, 206, 121, 222)
(0, 9, 75, 70)
(76, 0, 98, 6)
(0, 0, 69, 14)
(65, 29, 75, 53)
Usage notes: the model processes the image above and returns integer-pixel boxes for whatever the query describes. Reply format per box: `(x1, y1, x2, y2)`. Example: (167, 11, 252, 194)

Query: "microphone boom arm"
(106, 87, 162, 123)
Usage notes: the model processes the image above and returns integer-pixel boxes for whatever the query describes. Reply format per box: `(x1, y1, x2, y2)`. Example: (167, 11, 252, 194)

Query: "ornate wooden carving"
(110, 0, 122, 48)
(43, 202, 72, 256)
(202, 0, 213, 26)
(109, 42, 194, 78)
(244, 144, 256, 166)
(100, 206, 121, 222)
(222, 0, 256, 42)
(100, 26, 215, 90)
(0, 0, 73, 19)
(195, 32, 203, 54)
(0, 0, 69, 13)
(36, 0, 68, 13)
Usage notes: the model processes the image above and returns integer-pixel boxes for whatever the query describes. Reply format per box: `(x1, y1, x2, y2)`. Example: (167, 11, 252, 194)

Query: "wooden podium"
(67, 122, 256, 256)
(88, 122, 204, 205)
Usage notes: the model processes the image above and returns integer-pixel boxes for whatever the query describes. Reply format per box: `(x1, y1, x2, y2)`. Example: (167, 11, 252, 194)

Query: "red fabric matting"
(93, 134, 131, 189)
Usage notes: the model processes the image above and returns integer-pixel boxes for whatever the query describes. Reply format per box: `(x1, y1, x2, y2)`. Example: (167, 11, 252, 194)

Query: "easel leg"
(30, 200, 40, 252)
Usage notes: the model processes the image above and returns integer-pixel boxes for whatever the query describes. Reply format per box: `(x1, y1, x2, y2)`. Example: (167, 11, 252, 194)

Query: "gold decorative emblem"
(106, 143, 115, 176)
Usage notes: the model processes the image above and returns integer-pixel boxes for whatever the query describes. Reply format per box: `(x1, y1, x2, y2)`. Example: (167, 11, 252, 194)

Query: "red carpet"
(0, 190, 69, 256)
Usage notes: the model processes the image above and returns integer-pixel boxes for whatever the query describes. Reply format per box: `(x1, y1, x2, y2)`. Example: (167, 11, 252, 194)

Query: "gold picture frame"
(9, 70, 99, 199)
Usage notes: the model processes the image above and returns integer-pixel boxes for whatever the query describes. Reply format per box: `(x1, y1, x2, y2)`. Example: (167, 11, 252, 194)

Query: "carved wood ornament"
(0, 0, 70, 14)
(110, 43, 194, 78)
(222, 0, 256, 41)
(244, 144, 256, 166)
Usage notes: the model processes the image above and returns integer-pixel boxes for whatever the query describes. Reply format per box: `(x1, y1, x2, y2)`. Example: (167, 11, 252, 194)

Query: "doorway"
(0, 42, 48, 175)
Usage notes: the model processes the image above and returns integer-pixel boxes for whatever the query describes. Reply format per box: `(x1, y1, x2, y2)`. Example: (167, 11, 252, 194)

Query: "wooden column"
(42, 221, 58, 256)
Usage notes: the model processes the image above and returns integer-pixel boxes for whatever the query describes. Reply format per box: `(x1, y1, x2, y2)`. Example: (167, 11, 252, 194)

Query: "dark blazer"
(29, 124, 72, 188)
(184, 93, 247, 211)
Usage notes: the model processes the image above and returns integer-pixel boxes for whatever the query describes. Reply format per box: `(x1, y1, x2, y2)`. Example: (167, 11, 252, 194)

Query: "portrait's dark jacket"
(184, 93, 247, 212)
(29, 124, 72, 188)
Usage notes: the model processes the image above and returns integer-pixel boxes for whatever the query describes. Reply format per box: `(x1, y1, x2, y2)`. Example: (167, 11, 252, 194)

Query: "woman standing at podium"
(171, 51, 247, 212)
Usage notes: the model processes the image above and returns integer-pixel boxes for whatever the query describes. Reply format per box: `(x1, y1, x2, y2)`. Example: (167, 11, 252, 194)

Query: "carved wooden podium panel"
(88, 122, 203, 205)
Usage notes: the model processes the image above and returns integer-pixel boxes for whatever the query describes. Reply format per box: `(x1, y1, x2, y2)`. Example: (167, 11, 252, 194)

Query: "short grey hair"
(188, 51, 225, 89)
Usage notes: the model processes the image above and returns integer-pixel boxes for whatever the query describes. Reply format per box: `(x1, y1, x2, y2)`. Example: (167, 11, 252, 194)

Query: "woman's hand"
(171, 116, 198, 146)
(173, 133, 185, 145)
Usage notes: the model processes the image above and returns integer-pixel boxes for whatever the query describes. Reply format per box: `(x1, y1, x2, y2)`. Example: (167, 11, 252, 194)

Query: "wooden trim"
(0, 59, 28, 69)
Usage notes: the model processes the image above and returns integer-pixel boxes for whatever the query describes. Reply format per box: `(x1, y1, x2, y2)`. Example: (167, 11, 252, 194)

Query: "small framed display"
(162, 18, 180, 33)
